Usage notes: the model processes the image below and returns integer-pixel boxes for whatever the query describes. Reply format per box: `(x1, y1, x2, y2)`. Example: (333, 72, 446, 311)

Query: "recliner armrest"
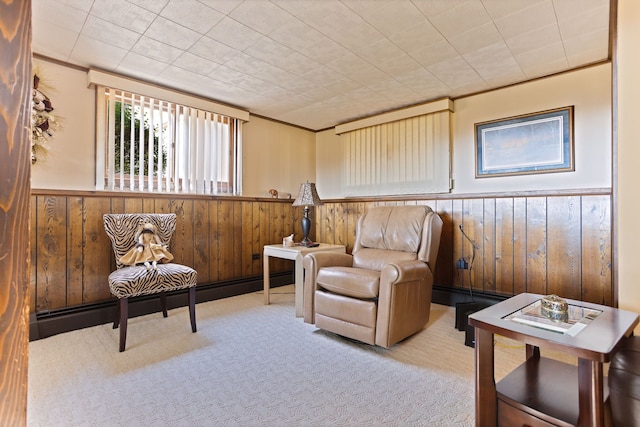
(303, 252, 354, 323)
(376, 260, 432, 348)
(380, 260, 428, 285)
(306, 251, 353, 269)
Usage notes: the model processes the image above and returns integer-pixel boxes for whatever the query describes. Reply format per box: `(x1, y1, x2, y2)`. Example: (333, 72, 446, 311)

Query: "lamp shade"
(292, 182, 323, 207)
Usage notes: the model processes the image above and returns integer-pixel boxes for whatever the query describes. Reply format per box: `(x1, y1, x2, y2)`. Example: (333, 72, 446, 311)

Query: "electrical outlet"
(456, 258, 469, 270)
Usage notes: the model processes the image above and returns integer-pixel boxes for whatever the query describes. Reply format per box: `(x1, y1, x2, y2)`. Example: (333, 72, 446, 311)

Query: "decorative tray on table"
(502, 295, 602, 337)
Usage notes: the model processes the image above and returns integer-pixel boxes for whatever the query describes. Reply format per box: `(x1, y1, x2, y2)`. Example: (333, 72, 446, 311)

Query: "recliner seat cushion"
(317, 267, 380, 299)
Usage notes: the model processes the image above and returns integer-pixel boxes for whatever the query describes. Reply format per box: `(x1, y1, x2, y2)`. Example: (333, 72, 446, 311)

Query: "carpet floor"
(27, 286, 572, 426)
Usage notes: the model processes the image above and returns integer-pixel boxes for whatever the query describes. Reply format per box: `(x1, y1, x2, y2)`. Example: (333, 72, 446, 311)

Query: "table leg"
(475, 327, 497, 426)
(525, 344, 540, 360)
(577, 358, 604, 427)
(263, 253, 270, 305)
(294, 253, 304, 317)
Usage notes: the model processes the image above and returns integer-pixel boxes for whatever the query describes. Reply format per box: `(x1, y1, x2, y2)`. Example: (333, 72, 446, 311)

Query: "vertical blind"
(340, 111, 451, 196)
(96, 87, 242, 195)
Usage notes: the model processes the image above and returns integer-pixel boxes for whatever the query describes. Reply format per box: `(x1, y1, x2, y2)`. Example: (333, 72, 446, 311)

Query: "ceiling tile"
(516, 42, 569, 78)
(463, 41, 523, 81)
(482, 0, 547, 20)
(90, 0, 156, 34)
(71, 35, 128, 70)
(275, 52, 322, 77)
(411, 0, 460, 17)
(197, 0, 245, 15)
(144, 16, 202, 50)
(389, 21, 444, 52)
(206, 18, 263, 51)
(552, 0, 608, 22)
(268, 19, 326, 53)
(127, 0, 170, 14)
(410, 39, 459, 68)
(429, 0, 492, 39)
(118, 52, 169, 76)
(243, 36, 296, 66)
(343, 0, 426, 38)
(159, 0, 224, 34)
(428, 56, 484, 91)
(224, 52, 298, 86)
(302, 66, 346, 85)
(493, 1, 557, 39)
(32, 21, 78, 61)
(32, 0, 87, 33)
(505, 24, 562, 56)
(448, 22, 503, 55)
(557, 5, 609, 40)
(173, 52, 219, 75)
(563, 28, 609, 67)
(48, 0, 93, 13)
(132, 37, 184, 64)
(188, 36, 240, 64)
(82, 16, 141, 50)
(229, 0, 295, 35)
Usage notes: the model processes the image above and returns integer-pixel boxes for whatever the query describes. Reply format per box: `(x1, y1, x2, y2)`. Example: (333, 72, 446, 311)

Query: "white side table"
(263, 243, 346, 317)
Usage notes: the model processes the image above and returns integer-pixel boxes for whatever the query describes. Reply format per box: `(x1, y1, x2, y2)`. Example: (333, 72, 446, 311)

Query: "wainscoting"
(315, 191, 612, 306)
(29, 188, 612, 336)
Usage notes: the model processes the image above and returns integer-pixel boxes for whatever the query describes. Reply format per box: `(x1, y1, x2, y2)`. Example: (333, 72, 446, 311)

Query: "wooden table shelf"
(496, 356, 607, 426)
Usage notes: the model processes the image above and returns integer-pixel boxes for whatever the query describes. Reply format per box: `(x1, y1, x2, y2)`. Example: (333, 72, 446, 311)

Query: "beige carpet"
(27, 286, 571, 426)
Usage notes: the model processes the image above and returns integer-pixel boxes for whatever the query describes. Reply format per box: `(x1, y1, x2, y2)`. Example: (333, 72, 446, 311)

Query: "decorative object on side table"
(504, 294, 601, 337)
(540, 294, 569, 322)
(292, 181, 323, 246)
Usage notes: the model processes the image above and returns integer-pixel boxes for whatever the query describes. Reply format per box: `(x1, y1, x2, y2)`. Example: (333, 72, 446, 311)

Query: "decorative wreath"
(31, 74, 60, 164)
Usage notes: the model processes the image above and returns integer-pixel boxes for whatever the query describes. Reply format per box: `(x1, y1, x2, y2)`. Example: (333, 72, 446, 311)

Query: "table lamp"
(292, 181, 323, 246)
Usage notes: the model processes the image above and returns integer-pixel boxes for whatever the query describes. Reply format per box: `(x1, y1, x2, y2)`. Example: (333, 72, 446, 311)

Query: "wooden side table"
(468, 293, 639, 427)
(263, 243, 346, 317)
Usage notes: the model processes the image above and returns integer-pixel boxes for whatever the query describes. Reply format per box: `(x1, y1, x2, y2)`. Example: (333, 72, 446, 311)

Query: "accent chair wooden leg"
(119, 297, 128, 352)
(113, 299, 120, 329)
(160, 292, 168, 318)
(189, 286, 197, 333)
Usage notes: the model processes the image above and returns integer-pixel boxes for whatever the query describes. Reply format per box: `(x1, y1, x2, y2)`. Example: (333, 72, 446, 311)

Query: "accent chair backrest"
(103, 213, 177, 269)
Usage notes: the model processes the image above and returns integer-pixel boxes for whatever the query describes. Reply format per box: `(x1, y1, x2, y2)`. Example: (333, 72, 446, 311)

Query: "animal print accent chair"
(103, 213, 197, 351)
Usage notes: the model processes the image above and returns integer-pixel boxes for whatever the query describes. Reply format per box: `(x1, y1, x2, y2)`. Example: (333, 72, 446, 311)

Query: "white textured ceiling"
(32, 0, 610, 131)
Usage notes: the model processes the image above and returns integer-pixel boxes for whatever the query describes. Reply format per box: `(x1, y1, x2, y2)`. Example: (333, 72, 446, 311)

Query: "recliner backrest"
(352, 206, 441, 271)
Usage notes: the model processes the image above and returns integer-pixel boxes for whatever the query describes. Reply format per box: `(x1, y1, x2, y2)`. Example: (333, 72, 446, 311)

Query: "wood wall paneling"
(193, 199, 211, 283)
(581, 195, 613, 305)
(1, 0, 32, 422)
(35, 196, 67, 311)
(28, 191, 613, 318)
(82, 197, 112, 304)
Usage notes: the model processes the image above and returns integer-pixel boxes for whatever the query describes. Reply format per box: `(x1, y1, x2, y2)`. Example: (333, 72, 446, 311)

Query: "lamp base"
(300, 208, 312, 246)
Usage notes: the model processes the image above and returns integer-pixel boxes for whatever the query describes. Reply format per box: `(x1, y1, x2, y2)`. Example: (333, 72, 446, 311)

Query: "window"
(334, 99, 452, 197)
(95, 86, 243, 195)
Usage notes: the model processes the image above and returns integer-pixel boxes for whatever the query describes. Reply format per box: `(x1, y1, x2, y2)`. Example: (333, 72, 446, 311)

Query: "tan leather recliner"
(303, 205, 443, 348)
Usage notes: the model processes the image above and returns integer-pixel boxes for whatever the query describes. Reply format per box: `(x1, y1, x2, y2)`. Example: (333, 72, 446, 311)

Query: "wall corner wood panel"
(0, 0, 32, 424)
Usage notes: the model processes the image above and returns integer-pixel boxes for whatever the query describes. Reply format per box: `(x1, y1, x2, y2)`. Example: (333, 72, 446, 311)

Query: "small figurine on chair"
(120, 222, 174, 271)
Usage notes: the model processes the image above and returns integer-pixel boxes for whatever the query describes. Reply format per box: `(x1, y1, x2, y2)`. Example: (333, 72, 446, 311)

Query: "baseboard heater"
(29, 272, 293, 342)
